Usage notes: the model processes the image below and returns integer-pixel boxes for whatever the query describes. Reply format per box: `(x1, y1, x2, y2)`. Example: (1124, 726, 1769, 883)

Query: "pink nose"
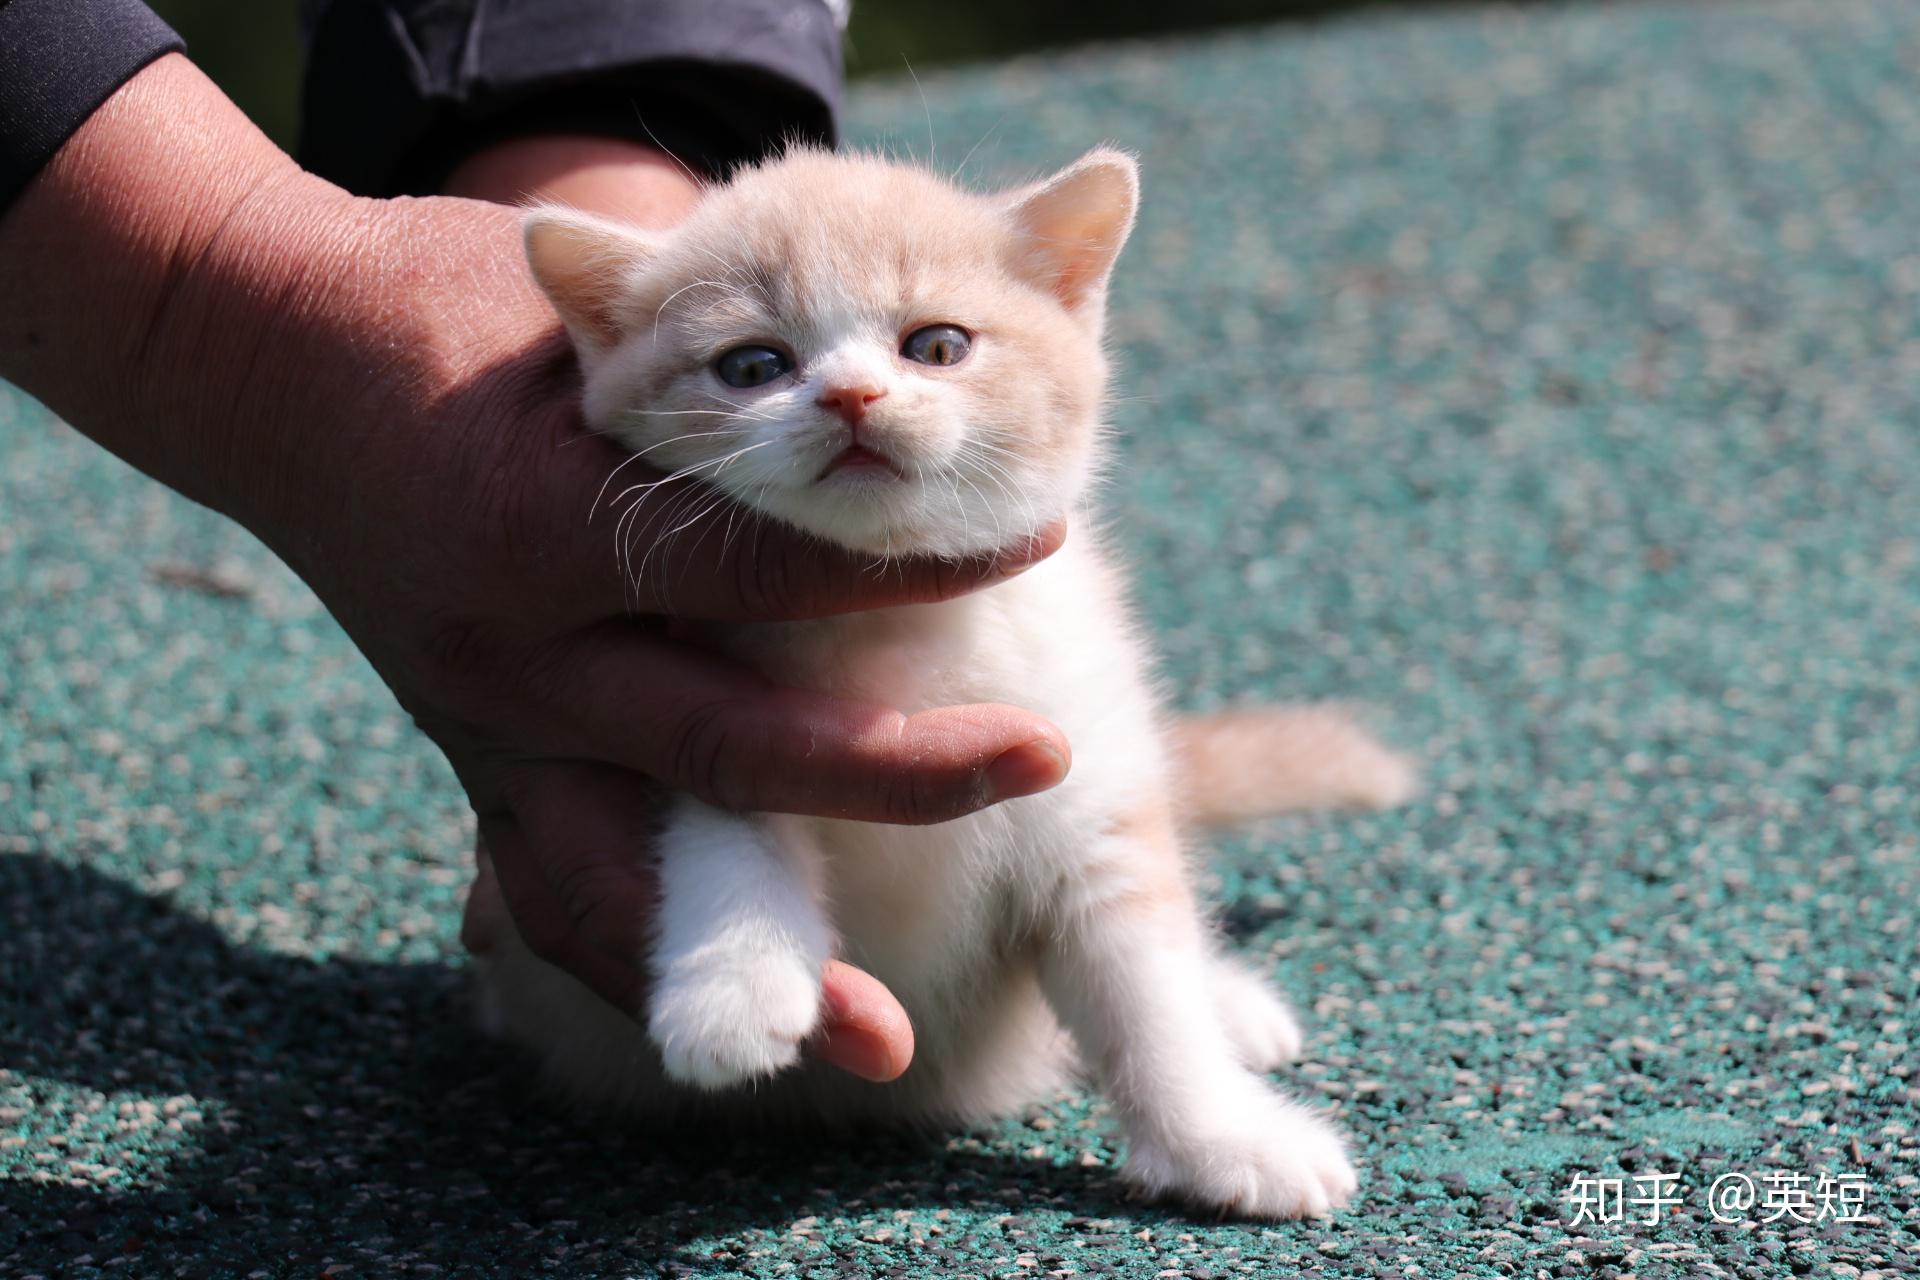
(816, 382, 886, 426)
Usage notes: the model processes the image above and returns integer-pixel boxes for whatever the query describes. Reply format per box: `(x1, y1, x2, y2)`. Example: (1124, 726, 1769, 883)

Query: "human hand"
(0, 58, 1071, 1081)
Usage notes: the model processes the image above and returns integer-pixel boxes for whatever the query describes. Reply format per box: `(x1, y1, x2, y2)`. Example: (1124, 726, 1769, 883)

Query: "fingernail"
(984, 739, 1070, 803)
(811, 1023, 899, 1082)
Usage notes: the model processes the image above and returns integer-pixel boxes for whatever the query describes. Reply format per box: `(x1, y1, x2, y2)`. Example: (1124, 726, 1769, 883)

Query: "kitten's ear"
(1004, 148, 1139, 315)
(522, 207, 662, 354)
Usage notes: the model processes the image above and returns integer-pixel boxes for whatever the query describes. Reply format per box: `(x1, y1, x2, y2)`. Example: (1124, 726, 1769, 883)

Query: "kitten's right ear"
(1004, 148, 1140, 317)
(522, 207, 662, 354)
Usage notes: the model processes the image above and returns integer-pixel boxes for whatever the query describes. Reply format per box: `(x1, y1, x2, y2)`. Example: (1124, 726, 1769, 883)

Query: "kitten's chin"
(745, 484, 1059, 561)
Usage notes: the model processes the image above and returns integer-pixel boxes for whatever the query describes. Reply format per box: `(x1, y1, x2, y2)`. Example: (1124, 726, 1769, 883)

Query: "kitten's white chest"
(691, 539, 1170, 1026)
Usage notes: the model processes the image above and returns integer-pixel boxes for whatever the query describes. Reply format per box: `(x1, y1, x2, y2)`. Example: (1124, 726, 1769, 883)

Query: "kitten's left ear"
(522, 207, 663, 356)
(1004, 148, 1140, 316)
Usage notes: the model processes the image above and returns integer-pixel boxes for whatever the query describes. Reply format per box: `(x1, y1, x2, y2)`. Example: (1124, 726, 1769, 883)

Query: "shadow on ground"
(0, 854, 1164, 1275)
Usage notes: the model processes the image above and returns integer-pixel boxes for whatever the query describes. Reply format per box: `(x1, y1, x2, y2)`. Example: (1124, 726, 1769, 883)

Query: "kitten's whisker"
(653, 279, 753, 340)
(637, 487, 733, 585)
(591, 448, 662, 524)
(669, 247, 777, 325)
(614, 428, 748, 464)
(609, 440, 770, 506)
(965, 449, 1040, 532)
(629, 484, 702, 586)
(722, 478, 777, 559)
(629, 111, 706, 187)
(960, 450, 1039, 546)
(613, 441, 779, 589)
(905, 59, 936, 171)
(946, 472, 973, 549)
(952, 470, 1000, 551)
(952, 114, 1007, 183)
(692, 391, 781, 423)
(620, 407, 752, 421)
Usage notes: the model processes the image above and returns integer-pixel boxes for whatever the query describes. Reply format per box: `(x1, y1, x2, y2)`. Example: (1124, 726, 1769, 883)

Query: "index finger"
(621, 480, 1066, 621)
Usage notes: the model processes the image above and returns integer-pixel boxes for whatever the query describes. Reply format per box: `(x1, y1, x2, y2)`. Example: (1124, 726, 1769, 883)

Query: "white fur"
(481, 149, 1415, 1218)
(647, 804, 832, 1088)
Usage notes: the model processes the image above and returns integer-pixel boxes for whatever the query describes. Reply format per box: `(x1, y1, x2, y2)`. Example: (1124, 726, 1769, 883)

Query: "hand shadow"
(0, 853, 1160, 1275)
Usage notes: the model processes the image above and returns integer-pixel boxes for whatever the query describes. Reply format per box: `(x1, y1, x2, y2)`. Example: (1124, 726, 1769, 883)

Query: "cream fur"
(483, 148, 1413, 1219)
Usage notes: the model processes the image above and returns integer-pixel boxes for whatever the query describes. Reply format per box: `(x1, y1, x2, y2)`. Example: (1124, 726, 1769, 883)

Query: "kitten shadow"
(0, 854, 1166, 1276)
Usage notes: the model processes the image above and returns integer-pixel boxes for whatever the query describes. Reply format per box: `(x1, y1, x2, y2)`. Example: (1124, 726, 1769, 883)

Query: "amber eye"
(715, 345, 792, 388)
(901, 324, 972, 367)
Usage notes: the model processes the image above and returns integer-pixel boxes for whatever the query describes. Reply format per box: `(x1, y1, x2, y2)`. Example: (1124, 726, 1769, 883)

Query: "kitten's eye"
(901, 324, 972, 367)
(715, 345, 792, 388)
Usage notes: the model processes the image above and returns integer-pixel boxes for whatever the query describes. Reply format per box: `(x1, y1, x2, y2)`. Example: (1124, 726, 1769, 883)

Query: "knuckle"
(420, 616, 504, 690)
(472, 455, 545, 566)
(504, 631, 579, 710)
(460, 408, 576, 571)
(894, 763, 970, 826)
(420, 615, 564, 713)
(667, 699, 743, 808)
(498, 888, 570, 964)
(551, 860, 630, 939)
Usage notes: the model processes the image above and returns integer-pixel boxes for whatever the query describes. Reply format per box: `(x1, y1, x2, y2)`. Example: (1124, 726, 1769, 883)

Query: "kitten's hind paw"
(647, 946, 823, 1090)
(1124, 1093, 1358, 1220)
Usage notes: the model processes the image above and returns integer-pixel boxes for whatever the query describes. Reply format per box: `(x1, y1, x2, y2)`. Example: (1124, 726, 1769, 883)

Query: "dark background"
(148, 0, 1515, 149)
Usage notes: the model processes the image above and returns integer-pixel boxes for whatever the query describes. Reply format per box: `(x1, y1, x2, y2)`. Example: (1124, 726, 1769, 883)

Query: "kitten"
(468, 147, 1413, 1219)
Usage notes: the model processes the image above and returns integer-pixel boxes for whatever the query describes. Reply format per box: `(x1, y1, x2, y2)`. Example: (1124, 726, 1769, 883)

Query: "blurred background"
(148, 0, 1511, 149)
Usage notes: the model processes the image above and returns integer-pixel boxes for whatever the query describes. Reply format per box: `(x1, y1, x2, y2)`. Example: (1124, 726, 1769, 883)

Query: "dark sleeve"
(0, 0, 184, 212)
(298, 0, 845, 197)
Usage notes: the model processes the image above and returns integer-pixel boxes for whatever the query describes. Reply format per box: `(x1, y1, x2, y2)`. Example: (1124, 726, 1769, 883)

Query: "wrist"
(441, 133, 705, 225)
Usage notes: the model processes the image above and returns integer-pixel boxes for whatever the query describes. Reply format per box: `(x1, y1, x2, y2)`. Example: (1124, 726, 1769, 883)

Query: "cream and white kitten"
(467, 148, 1413, 1219)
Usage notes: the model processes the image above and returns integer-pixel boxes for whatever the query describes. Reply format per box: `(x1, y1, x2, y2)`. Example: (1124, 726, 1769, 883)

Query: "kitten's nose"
(816, 381, 887, 427)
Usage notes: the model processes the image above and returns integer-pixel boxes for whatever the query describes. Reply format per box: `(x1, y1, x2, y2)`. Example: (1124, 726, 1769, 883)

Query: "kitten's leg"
(1211, 956, 1305, 1072)
(1038, 808, 1356, 1219)
(647, 803, 832, 1090)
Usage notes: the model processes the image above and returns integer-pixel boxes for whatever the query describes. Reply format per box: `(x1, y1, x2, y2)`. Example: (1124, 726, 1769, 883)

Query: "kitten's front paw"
(1212, 960, 1305, 1071)
(1124, 1092, 1358, 1220)
(648, 945, 823, 1090)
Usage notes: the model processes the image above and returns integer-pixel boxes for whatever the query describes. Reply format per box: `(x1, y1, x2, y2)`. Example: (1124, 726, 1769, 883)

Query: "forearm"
(0, 54, 354, 526)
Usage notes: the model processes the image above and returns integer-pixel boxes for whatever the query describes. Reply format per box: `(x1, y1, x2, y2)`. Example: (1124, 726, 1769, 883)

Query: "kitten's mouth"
(817, 444, 905, 482)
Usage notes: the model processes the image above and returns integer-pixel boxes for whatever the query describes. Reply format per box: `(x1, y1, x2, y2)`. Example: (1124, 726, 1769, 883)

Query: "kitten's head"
(523, 147, 1138, 558)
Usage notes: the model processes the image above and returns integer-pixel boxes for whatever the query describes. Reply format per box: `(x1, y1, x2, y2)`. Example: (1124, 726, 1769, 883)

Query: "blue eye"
(902, 324, 972, 367)
(715, 345, 792, 388)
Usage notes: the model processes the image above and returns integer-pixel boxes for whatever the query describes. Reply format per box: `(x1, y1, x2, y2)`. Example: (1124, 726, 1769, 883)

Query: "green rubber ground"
(4, 1, 1917, 1275)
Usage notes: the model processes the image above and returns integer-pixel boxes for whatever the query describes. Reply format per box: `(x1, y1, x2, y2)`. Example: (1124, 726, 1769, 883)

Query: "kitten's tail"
(1170, 704, 1418, 826)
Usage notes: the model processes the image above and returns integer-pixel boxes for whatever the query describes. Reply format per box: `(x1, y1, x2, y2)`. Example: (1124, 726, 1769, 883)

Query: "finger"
(459, 833, 507, 956)
(517, 426, 1066, 622)
(473, 761, 663, 1014)
(476, 760, 922, 1084)
(480, 810, 650, 1015)
(522, 628, 1072, 823)
(621, 494, 1067, 621)
(807, 959, 916, 1082)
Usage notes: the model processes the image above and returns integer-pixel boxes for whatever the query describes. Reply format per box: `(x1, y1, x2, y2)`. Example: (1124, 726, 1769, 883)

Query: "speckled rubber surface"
(5, 1, 1918, 1275)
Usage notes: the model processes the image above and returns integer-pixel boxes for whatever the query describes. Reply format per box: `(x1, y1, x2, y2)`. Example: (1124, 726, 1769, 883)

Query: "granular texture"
(2, 1, 1915, 1274)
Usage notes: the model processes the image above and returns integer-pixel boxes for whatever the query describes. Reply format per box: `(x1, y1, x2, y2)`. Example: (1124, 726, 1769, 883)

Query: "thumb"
(809, 959, 916, 1082)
